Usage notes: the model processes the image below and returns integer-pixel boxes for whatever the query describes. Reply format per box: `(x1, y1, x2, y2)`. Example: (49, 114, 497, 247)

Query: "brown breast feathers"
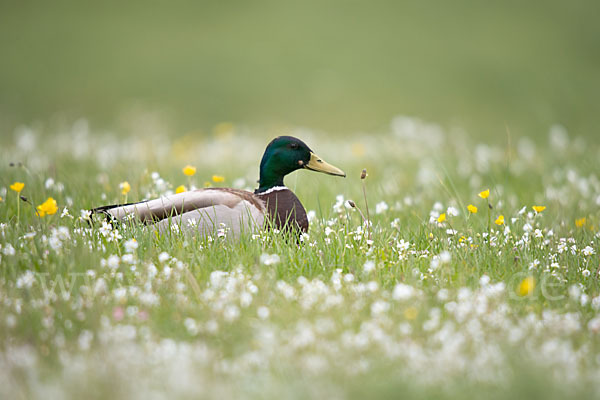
(255, 187, 308, 233)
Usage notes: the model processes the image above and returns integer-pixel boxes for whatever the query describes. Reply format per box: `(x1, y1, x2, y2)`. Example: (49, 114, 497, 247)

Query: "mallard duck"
(92, 136, 345, 237)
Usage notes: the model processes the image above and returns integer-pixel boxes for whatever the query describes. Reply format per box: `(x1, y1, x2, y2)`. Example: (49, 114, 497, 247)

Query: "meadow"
(1, 117, 599, 399)
(1, 0, 600, 397)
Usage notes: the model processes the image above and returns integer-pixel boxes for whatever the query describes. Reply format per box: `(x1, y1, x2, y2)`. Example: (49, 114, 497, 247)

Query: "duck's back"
(255, 186, 308, 233)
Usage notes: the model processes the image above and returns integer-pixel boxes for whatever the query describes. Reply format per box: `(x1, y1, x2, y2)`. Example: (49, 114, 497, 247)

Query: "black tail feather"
(89, 200, 147, 226)
(90, 201, 140, 214)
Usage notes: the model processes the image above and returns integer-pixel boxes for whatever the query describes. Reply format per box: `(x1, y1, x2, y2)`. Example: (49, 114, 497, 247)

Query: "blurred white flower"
(78, 330, 93, 351)
(158, 252, 170, 264)
(393, 283, 418, 301)
(447, 206, 459, 217)
(2, 244, 15, 256)
(333, 195, 346, 213)
(549, 124, 569, 150)
(257, 306, 270, 320)
(260, 253, 280, 266)
(588, 317, 600, 333)
(223, 305, 240, 322)
(16, 270, 35, 288)
(375, 201, 389, 214)
(184, 318, 199, 336)
(107, 255, 120, 270)
(371, 300, 390, 316)
(124, 239, 138, 253)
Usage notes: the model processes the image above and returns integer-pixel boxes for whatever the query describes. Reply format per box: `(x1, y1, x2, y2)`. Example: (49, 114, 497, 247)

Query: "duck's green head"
(256, 136, 345, 193)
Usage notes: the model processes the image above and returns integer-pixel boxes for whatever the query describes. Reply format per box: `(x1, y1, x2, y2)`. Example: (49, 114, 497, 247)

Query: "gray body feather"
(100, 188, 265, 239)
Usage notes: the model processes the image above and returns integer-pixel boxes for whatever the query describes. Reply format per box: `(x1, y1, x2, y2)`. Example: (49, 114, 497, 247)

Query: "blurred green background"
(1, 0, 599, 139)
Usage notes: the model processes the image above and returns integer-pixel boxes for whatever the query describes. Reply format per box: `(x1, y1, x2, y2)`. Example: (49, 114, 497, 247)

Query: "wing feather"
(100, 188, 265, 224)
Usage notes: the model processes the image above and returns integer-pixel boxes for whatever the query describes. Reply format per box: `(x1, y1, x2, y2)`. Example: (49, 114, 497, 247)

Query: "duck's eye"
(290, 143, 299, 149)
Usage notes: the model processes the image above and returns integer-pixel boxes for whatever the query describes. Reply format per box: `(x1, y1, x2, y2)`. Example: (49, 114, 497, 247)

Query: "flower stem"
(16, 193, 20, 224)
(487, 200, 491, 247)
(361, 169, 371, 242)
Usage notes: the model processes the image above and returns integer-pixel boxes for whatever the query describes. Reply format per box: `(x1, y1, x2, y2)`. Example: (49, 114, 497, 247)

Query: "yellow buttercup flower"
(404, 307, 418, 320)
(37, 197, 58, 217)
(120, 181, 131, 195)
(351, 142, 366, 157)
(182, 165, 197, 176)
(437, 213, 446, 223)
(575, 218, 586, 228)
(495, 215, 504, 225)
(467, 204, 478, 214)
(478, 189, 490, 199)
(517, 276, 535, 297)
(532, 205, 546, 213)
(175, 185, 186, 194)
(213, 122, 234, 138)
(10, 182, 25, 193)
(212, 175, 225, 183)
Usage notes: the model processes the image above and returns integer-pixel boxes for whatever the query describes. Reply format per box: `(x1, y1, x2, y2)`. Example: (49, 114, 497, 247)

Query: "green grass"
(1, 122, 599, 399)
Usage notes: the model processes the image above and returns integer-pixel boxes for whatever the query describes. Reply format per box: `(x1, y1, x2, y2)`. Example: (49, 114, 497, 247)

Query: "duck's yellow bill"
(305, 152, 346, 177)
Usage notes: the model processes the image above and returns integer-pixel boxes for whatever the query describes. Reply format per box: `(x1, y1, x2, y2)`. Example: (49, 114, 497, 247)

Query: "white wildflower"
(333, 195, 345, 213)
(16, 271, 35, 289)
(375, 201, 389, 214)
(260, 253, 280, 266)
(147, 263, 158, 278)
(158, 252, 170, 264)
(393, 283, 417, 301)
(121, 254, 135, 265)
(371, 300, 390, 316)
(78, 330, 93, 351)
(184, 318, 199, 336)
(447, 206, 459, 217)
(107, 255, 120, 270)
(2, 243, 15, 256)
(113, 287, 127, 302)
(124, 239, 138, 253)
(80, 209, 92, 221)
(582, 269, 591, 277)
(582, 246, 595, 256)
(588, 317, 600, 333)
(363, 260, 376, 273)
(257, 306, 270, 320)
(223, 305, 240, 322)
(99, 221, 112, 237)
(397, 239, 410, 251)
